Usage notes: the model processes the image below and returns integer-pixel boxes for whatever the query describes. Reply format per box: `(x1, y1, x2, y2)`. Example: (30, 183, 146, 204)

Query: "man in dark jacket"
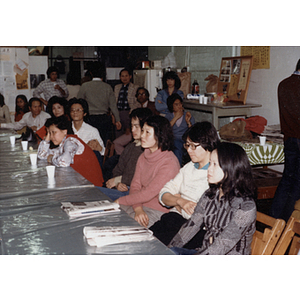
(270, 59, 300, 221)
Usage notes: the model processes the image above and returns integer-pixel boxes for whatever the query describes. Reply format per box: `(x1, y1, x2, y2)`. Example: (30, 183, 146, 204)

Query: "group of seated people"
(0, 69, 258, 255)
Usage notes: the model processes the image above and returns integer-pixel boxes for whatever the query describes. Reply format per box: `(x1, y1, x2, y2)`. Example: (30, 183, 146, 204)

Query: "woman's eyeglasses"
(183, 142, 201, 150)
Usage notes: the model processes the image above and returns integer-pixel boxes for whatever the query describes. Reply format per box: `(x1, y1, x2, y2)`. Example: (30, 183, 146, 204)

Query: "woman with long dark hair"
(169, 142, 257, 255)
(155, 71, 184, 115)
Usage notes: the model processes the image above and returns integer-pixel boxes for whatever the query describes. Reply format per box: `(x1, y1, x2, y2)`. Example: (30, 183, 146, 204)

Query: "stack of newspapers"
(83, 226, 154, 247)
(61, 200, 120, 218)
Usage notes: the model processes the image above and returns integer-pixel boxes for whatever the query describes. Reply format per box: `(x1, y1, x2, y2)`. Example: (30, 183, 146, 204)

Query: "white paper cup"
(47, 178, 56, 188)
(30, 153, 37, 166)
(259, 136, 266, 145)
(203, 97, 208, 104)
(199, 95, 204, 104)
(46, 165, 55, 178)
(21, 141, 28, 150)
(10, 136, 16, 146)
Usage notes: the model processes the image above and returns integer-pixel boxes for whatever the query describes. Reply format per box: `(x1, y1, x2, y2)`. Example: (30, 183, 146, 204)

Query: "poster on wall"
(218, 56, 253, 104)
(0, 47, 31, 112)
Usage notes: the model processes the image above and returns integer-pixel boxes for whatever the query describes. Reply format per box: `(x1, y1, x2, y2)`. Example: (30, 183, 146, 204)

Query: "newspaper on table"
(61, 200, 120, 218)
(83, 226, 154, 247)
(261, 124, 284, 144)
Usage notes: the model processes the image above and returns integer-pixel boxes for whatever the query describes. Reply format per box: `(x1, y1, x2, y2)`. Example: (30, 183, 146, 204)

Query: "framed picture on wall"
(218, 56, 253, 104)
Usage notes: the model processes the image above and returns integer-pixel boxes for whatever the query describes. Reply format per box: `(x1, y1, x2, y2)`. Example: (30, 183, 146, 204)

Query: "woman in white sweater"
(149, 122, 219, 247)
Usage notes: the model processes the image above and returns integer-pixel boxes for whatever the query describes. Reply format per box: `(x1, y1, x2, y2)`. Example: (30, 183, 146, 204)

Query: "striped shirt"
(169, 189, 256, 255)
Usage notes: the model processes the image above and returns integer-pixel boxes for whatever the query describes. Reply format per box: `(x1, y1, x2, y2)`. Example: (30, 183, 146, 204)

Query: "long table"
(0, 129, 174, 255)
(183, 100, 262, 130)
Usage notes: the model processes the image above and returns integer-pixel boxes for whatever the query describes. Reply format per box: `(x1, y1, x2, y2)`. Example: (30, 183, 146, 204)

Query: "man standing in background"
(270, 59, 300, 222)
(33, 66, 69, 108)
(77, 62, 121, 145)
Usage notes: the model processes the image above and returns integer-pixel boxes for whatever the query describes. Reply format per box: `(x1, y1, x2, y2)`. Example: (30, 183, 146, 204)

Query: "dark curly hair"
(182, 121, 219, 152)
(208, 142, 257, 202)
(135, 87, 150, 99)
(68, 97, 90, 122)
(47, 96, 69, 118)
(162, 71, 181, 90)
(46, 66, 59, 78)
(166, 93, 183, 113)
(144, 115, 174, 151)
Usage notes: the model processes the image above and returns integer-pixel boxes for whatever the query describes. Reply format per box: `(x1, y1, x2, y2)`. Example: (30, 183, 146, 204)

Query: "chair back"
(251, 212, 285, 255)
(272, 217, 300, 255)
(103, 140, 115, 165)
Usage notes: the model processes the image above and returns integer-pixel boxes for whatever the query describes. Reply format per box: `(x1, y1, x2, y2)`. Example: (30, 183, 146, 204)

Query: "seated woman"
(115, 115, 180, 228)
(169, 142, 257, 255)
(37, 115, 104, 187)
(15, 94, 29, 122)
(0, 93, 11, 124)
(68, 97, 105, 167)
(98, 108, 153, 200)
(36, 96, 69, 140)
(149, 122, 219, 246)
(155, 71, 184, 115)
(165, 93, 195, 165)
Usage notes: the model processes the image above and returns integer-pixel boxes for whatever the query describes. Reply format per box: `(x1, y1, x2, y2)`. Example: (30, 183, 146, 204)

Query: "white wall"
(247, 46, 300, 125)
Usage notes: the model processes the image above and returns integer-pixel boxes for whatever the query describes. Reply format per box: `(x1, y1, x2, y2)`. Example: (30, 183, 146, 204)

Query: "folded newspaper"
(83, 226, 154, 247)
(61, 200, 120, 218)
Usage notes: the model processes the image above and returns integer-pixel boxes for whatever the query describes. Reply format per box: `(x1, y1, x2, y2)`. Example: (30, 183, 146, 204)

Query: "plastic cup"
(30, 153, 37, 166)
(47, 178, 56, 188)
(21, 141, 28, 150)
(259, 136, 266, 145)
(203, 97, 208, 104)
(46, 165, 55, 178)
(199, 95, 204, 104)
(10, 136, 16, 146)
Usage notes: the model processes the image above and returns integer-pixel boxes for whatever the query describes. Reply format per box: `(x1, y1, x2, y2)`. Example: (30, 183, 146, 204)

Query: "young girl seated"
(169, 142, 257, 255)
(37, 115, 104, 187)
(149, 122, 219, 246)
(115, 115, 180, 228)
(15, 94, 29, 122)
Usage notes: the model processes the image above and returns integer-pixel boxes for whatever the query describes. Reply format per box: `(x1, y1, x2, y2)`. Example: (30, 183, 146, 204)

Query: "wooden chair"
(272, 216, 300, 255)
(103, 140, 115, 165)
(251, 211, 286, 255)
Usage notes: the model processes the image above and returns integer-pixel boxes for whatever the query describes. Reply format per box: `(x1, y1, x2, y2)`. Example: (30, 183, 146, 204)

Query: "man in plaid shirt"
(33, 66, 69, 108)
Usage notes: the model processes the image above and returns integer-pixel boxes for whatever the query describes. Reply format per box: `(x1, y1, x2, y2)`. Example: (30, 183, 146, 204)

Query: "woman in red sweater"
(37, 115, 103, 187)
(116, 115, 180, 228)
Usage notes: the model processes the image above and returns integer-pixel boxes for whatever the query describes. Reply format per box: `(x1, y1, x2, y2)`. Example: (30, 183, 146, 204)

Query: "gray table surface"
(0, 130, 174, 255)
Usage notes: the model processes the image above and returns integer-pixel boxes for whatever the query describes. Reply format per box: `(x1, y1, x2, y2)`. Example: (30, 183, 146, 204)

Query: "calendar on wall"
(241, 46, 270, 69)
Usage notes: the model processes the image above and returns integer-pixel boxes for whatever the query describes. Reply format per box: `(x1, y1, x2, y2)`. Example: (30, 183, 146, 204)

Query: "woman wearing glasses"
(149, 122, 219, 247)
(68, 97, 105, 167)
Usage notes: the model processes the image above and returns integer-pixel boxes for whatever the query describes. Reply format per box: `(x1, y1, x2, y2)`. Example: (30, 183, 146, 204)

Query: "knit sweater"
(118, 148, 180, 211)
(169, 189, 256, 255)
(159, 161, 209, 219)
(112, 141, 143, 186)
(278, 73, 300, 141)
